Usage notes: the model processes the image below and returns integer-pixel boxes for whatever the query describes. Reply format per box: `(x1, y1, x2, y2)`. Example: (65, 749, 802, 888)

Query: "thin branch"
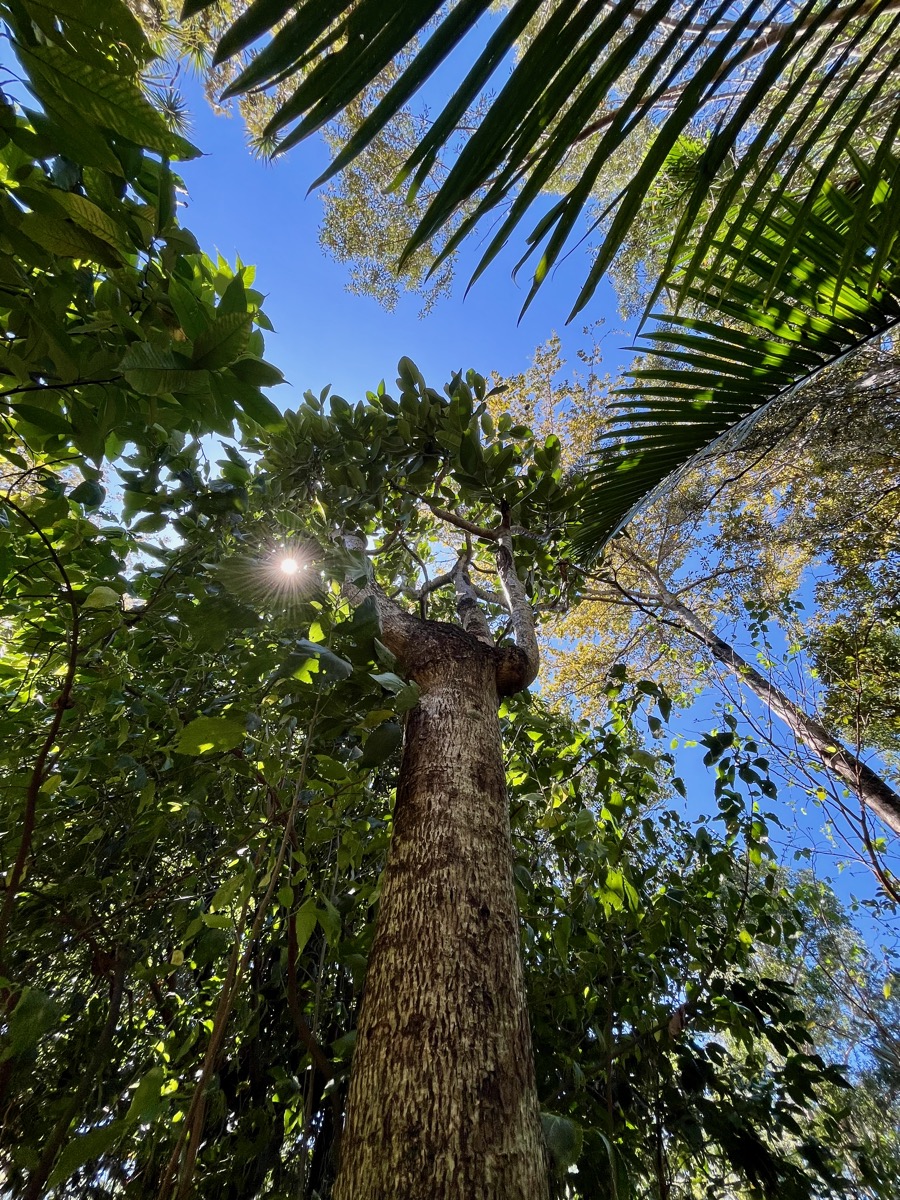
(424, 501, 498, 541)
(0, 496, 81, 966)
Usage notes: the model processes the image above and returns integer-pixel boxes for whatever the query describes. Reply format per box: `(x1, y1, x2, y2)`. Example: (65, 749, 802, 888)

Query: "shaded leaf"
(359, 719, 403, 768)
(175, 715, 247, 756)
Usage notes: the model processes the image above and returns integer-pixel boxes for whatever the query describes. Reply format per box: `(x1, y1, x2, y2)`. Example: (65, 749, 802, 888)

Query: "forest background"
(1, 1, 899, 1198)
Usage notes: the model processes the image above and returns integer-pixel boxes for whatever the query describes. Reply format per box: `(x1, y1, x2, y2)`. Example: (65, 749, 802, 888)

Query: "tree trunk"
(662, 593, 900, 834)
(333, 620, 548, 1200)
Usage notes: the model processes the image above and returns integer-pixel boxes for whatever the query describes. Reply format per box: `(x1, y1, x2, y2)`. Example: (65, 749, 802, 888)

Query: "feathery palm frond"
(190, 0, 900, 317)
(573, 160, 900, 558)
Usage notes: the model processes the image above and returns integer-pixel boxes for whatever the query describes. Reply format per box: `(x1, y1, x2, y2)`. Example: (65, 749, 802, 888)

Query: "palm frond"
(573, 160, 900, 558)
(202, 0, 900, 316)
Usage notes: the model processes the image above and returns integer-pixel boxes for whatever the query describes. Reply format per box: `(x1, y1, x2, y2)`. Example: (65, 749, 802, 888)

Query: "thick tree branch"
(340, 533, 421, 663)
(453, 555, 495, 647)
(494, 527, 539, 688)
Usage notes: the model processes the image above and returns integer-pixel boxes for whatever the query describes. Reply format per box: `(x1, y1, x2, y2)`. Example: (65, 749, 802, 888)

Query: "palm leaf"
(572, 160, 900, 558)
(209, 0, 900, 315)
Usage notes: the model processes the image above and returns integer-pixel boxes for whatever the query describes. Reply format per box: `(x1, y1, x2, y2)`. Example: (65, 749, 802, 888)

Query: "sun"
(280, 557, 301, 576)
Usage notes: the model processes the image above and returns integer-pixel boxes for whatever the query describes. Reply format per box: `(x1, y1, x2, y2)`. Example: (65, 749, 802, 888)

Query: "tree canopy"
(2, 1, 900, 1197)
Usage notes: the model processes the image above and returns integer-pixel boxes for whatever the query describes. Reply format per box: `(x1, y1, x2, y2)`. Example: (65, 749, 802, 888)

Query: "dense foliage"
(3, 369, 890, 1198)
(2, 2, 899, 1198)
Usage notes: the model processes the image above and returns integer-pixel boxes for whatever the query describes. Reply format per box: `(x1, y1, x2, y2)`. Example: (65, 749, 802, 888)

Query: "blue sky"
(170, 75, 900, 924)
(173, 74, 632, 404)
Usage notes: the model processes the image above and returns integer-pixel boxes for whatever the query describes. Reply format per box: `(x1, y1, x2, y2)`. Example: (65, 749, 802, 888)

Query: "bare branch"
(425, 502, 498, 541)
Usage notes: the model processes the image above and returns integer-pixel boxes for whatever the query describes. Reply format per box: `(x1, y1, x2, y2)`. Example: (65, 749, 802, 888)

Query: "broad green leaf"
(330, 1028, 357, 1059)
(294, 899, 317, 955)
(48, 1121, 126, 1189)
(552, 915, 571, 961)
(48, 192, 131, 258)
(125, 1067, 165, 1125)
(541, 1112, 583, 1171)
(571, 809, 595, 838)
(210, 871, 249, 911)
(83, 585, 120, 609)
(21, 0, 145, 53)
(192, 312, 252, 370)
(16, 43, 200, 161)
(69, 480, 106, 508)
(234, 384, 285, 431)
(370, 671, 407, 693)
(121, 343, 208, 396)
(175, 715, 247, 756)
(294, 638, 352, 681)
(12, 404, 72, 435)
(359, 720, 403, 768)
(317, 897, 342, 948)
(19, 211, 121, 266)
(2, 988, 58, 1058)
(393, 682, 420, 713)
(230, 356, 285, 388)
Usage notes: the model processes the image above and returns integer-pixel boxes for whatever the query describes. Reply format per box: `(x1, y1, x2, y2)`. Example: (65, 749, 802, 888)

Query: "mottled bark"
(334, 541, 547, 1200)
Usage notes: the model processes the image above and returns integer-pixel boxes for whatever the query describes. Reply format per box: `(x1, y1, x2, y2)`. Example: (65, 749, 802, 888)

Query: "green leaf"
(294, 638, 352, 681)
(48, 191, 131, 258)
(552, 915, 571, 962)
(121, 343, 208, 396)
(330, 1028, 357, 1059)
(234, 384, 285, 431)
(69, 480, 106, 508)
(21, 0, 145, 53)
(574, 162, 900, 558)
(16, 43, 200, 161)
(393, 682, 420, 713)
(370, 671, 407, 693)
(166, 280, 210, 341)
(210, 872, 248, 911)
(541, 1112, 583, 1171)
(125, 1067, 165, 1125)
(230, 356, 286, 387)
(192, 312, 252, 370)
(214, 0, 313, 66)
(317, 897, 342, 947)
(571, 809, 595, 838)
(294, 899, 317, 956)
(359, 720, 403, 768)
(175, 715, 247, 756)
(83, 585, 120, 609)
(2, 988, 58, 1058)
(12, 403, 72, 435)
(48, 1121, 126, 1189)
(19, 211, 121, 266)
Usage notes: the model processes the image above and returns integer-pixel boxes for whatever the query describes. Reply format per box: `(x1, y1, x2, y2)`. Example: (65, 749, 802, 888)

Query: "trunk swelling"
(333, 621, 547, 1200)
